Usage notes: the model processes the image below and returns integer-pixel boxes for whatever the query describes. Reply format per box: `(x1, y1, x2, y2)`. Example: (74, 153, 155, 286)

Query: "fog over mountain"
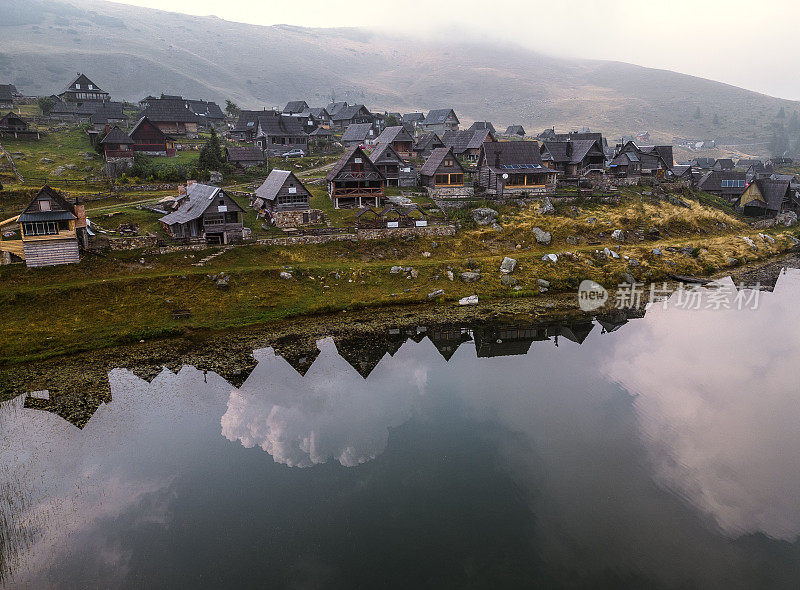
(3, 0, 798, 145)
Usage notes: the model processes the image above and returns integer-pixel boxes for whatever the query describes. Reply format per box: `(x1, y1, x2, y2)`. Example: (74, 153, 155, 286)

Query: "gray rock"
(422, 251, 431, 258)
(428, 289, 445, 299)
(611, 229, 624, 241)
(542, 253, 558, 263)
(458, 295, 479, 306)
(566, 235, 580, 245)
(531, 227, 552, 245)
(788, 236, 800, 246)
(665, 194, 691, 208)
(39, 157, 54, 164)
(741, 236, 758, 250)
(537, 278, 550, 289)
(539, 197, 555, 215)
(410, 269, 419, 278)
(51, 166, 66, 176)
(390, 266, 402, 274)
(501, 275, 518, 287)
(280, 271, 292, 279)
(446, 270, 454, 281)
(776, 211, 798, 227)
(628, 258, 640, 267)
(500, 256, 517, 274)
(472, 207, 498, 225)
(758, 233, 775, 244)
(651, 248, 662, 256)
(216, 275, 230, 289)
(726, 258, 739, 266)
(609, 250, 620, 259)
(461, 271, 482, 283)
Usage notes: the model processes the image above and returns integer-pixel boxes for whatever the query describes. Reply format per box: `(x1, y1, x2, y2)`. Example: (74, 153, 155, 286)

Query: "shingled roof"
(423, 109, 458, 126)
(421, 147, 463, 176)
(255, 170, 307, 201)
(98, 126, 131, 144)
(226, 146, 264, 163)
(441, 129, 493, 154)
(468, 121, 496, 134)
(374, 125, 413, 146)
(256, 112, 308, 137)
(61, 73, 107, 95)
(540, 139, 600, 164)
(341, 122, 375, 143)
(140, 98, 201, 123)
(480, 142, 546, 172)
(160, 184, 242, 225)
(368, 142, 405, 166)
(326, 146, 384, 182)
(283, 101, 309, 114)
(186, 99, 224, 121)
(750, 179, 791, 212)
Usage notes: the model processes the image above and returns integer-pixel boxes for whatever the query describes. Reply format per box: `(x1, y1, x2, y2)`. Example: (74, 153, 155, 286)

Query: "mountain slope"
(1, 0, 797, 146)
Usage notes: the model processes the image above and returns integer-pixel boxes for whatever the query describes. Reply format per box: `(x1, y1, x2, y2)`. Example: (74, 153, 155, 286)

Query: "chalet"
(540, 139, 606, 177)
(736, 158, 763, 170)
(283, 101, 309, 114)
(610, 142, 672, 178)
(98, 126, 134, 160)
(76, 101, 127, 128)
(0, 84, 20, 107)
(139, 98, 202, 137)
(401, 112, 425, 130)
(15, 186, 86, 267)
(252, 170, 320, 228)
(225, 146, 265, 168)
(341, 122, 379, 149)
(159, 183, 244, 244)
(441, 128, 496, 162)
(58, 74, 109, 104)
(373, 125, 414, 157)
(411, 132, 445, 159)
(422, 109, 459, 135)
(326, 101, 349, 118)
(368, 143, 417, 187)
(129, 117, 176, 156)
(713, 158, 735, 171)
(48, 100, 79, 120)
(331, 104, 373, 131)
(505, 125, 526, 137)
(696, 170, 747, 202)
(737, 178, 797, 217)
(477, 142, 557, 196)
(468, 121, 496, 135)
(690, 157, 716, 170)
(420, 147, 465, 189)
(325, 146, 385, 209)
(186, 99, 225, 128)
(0, 112, 38, 139)
(231, 110, 270, 141)
(254, 112, 309, 156)
(307, 107, 331, 128)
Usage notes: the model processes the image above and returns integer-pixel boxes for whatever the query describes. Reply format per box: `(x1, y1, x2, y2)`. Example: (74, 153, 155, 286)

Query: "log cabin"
(411, 132, 445, 159)
(422, 109, 460, 135)
(98, 126, 134, 160)
(696, 170, 748, 203)
(341, 122, 379, 149)
(325, 146, 385, 209)
(477, 142, 557, 196)
(330, 104, 374, 131)
(373, 125, 414, 157)
(441, 128, 497, 163)
(138, 98, 202, 137)
(737, 178, 798, 217)
(226, 146, 266, 168)
(129, 117, 176, 156)
(254, 112, 309, 156)
(0, 112, 38, 139)
(420, 147, 466, 188)
(505, 125, 526, 137)
(368, 143, 418, 187)
(159, 183, 244, 244)
(252, 170, 321, 228)
(540, 139, 606, 177)
(57, 73, 109, 105)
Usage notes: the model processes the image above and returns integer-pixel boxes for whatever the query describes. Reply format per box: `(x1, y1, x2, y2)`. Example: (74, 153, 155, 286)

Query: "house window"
(444, 159, 454, 167)
(435, 173, 463, 186)
(22, 221, 63, 236)
(204, 214, 224, 226)
(75, 83, 81, 89)
(38, 200, 51, 212)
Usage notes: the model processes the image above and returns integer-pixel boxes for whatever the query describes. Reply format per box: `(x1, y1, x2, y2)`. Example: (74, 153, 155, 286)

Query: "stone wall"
(272, 209, 323, 228)
(98, 235, 161, 251)
(355, 225, 456, 240)
(428, 186, 475, 199)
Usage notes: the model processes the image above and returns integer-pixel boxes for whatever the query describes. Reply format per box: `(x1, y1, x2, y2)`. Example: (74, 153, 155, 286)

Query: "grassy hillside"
(1, 0, 799, 151)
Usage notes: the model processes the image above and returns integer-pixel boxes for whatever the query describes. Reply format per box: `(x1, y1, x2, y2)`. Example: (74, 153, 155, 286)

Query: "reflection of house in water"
(473, 324, 547, 357)
(23, 378, 112, 429)
(557, 321, 595, 345)
(427, 325, 472, 361)
(271, 339, 321, 376)
(192, 351, 259, 388)
(334, 336, 390, 379)
(596, 311, 629, 334)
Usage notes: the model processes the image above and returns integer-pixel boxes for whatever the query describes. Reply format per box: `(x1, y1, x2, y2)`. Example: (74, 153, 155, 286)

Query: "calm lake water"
(2, 270, 800, 589)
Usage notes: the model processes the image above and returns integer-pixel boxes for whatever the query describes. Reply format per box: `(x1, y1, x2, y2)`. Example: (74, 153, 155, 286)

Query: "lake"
(2, 270, 800, 589)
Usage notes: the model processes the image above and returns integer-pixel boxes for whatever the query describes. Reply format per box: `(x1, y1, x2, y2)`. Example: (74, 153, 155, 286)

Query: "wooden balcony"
(105, 149, 134, 159)
(331, 187, 384, 198)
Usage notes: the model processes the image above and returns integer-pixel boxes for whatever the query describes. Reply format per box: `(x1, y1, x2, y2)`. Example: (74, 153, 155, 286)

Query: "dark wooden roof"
(226, 146, 264, 163)
(468, 121, 496, 134)
(423, 109, 458, 126)
(256, 112, 308, 137)
(160, 184, 242, 225)
(374, 125, 413, 146)
(341, 122, 375, 142)
(140, 98, 201, 123)
(326, 146, 385, 182)
(368, 143, 405, 166)
(505, 125, 526, 136)
(283, 101, 309, 114)
(421, 147, 463, 176)
(98, 126, 131, 144)
(61, 73, 107, 95)
(255, 170, 308, 201)
(480, 141, 546, 171)
(20, 186, 76, 221)
(442, 129, 494, 154)
(540, 139, 602, 164)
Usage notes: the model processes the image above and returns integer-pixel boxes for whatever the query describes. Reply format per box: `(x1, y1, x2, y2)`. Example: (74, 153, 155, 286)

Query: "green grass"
(1, 127, 105, 182)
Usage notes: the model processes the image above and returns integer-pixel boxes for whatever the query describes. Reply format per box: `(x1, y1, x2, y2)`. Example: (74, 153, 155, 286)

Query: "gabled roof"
(441, 128, 494, 154)
(98, 126, 131, 144)
(20, 186, 76, 221)
(368, 142, 405, 166)
(0, 112, 26, 126)
(232, 109, 268, 133)
(326, 146, 385, 182)
(421, 147, 463, 176)
(49, 100, 78, 115)
(413, 132, 444, 151)
(308, 107, 329, 119)
(226, 146, 264, 163)
(130, 116, 171, 140)
(283, 101, 309, 114)
(480, 141, 546, 172)
(505, 125, 526, 136)
(0, 84, 17, 103)
(186, 99, 224, 121)
(747, 179, 791, 211)
(255, 170, 308, 201)
(374, 125, 413, 146)
(325, 101, 348, 116)
(341, 122, 375, 142)
(468, 121, 496, 134)
(62, 73, 107, 95)
(540, 139, 601, 164)
(423, 109, 459, 126)
(713, 158, 735, 170)
(402, 112, 425, 123)
(256, 112, 308, 137)
(697, 170, 747, 191)
(85, 101, 128, 124)
(332, 104, 371, 122)
(159, 184, 242, 225)
(139, 98, 201, 123)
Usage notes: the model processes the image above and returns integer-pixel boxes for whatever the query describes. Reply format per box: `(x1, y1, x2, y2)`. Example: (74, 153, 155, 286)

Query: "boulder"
(776, 211, 798, 227)
(611, 229, 624, 241)
(390, 266, 403, 274)
(542, 253, 558, 263)
(471, 208, 498, 226)
(609, 250, 620, 259)
(501, 275, 518, 287)
(741, 236, 758, 250)
(531, 227, 552, 245)
(216, 275, 230, 289)
(461, 271, 481, 283)
(279, 271, 292, 279)
(539, 197, 555, 215)
(628, 258, 640, 267)
(500, 256, 517, 274)
(622, 273, 636, 285)
(422, 251, 431, 258)
(537, 278, 550, 289)
(651, 248, 662, 256)
(458, 295, 479, 306)
(39, 157, 54, 164)
(428, 289, 445, 299)
(758, 233, 775, 244)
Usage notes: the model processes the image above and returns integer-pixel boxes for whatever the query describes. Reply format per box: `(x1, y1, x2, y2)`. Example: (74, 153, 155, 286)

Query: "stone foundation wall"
(271, 209, 323, 228)
(355, 225, 456, 240)
(94, 235, 161, 251)
(428, 186, 474, 199)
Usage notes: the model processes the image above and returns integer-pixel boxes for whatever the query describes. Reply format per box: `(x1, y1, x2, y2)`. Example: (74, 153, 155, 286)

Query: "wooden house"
(226, 146, 265, 168)
(331, 104, 374, 131)
(98, 126, 134, 160)
(373, 125, 414, 157)
(401, 112, 425, 132)
(441, 128, 497, 163)
(713, 158, 735, 171)
(159, 183, 244, 244)
(252, 170, 320, 228)
(420, 147, 465, 188)
(325, 146, 385, 209)
(477, 142, 557, 196)
(540, 139, 606, 177)
(610, 142, 672, 178)
(185, 99, 225, 129)
(75, 101, 128, 129)
(138, 98, 202, 137)
(0, 84, 20, 108)
(58, 73, 109, 104)
(254, 112, 309, 156)
(468, 121, 496, 135)
(307, 107, 331, 128)
(422, 109, 459, 135)
(283, 101, 309, 114)
(341, 122, 379, 149)
(0, 112, 38, 139)
(737, 178, 798, 217)
(368, 143, 417, 187)
(696, 170, 747, 202)
(412, 132, 445, 159)
(505, 125, 526, 137)
(231, 110, 269, 141)
(11, 186, 86, 267)
(129, 117, 176, 156)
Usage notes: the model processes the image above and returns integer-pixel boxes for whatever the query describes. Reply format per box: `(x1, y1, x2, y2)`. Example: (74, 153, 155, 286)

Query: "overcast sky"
(104, 0, 800, 101)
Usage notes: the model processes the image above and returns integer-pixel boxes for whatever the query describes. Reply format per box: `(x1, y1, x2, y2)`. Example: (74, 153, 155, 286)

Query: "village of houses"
(1, 73, 799, 270)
